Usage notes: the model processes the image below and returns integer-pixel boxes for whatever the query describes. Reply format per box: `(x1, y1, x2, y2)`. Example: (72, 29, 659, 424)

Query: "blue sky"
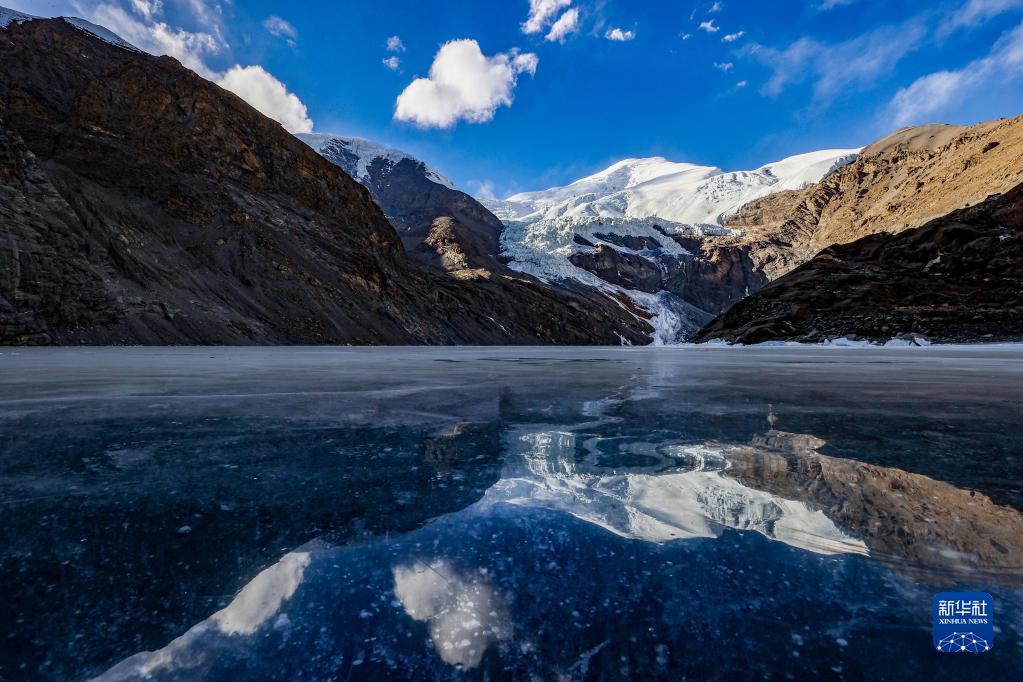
(9, 0, 1023, 196)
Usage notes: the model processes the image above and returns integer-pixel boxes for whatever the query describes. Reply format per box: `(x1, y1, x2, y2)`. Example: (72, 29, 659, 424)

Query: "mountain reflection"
(724, 431, 1023, 584)
(96, 416, 1023, 679)
(486, 426, 866, 556)
(6, 347, 1021, 679)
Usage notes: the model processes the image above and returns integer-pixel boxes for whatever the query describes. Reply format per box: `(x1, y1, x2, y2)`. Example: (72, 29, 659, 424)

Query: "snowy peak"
(297, 133, 455, 189)
(484, 148, 859, 227)
(508, 157, 721, 205)
(486, 427, 869, 556)
(0, 5, 136, 50)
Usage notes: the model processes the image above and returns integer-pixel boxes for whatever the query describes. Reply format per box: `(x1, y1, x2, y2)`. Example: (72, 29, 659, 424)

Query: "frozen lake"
(1, 346, 1022, 679)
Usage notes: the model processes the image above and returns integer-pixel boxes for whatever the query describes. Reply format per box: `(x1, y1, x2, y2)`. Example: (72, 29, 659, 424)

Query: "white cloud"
(889, 20, 1023, 125)
(699, 19, 720, 33)
(130, 0, 163, 20)
(942, 0, 1023, 35)
(468, 179, 497, 200)
(522, 0, 572, 34)
(817, 0, 855, 9)
(736, 79, 749, 88)
(86, 2, 221, 75)
(681, 33, 692, 40)
(709, 1, 724, 12)
(714, 61, 734, 71)
(394, 39, 538, 128)
(750, 20, 927, 104)
(217, 65, 314, 133)
(382, 55, 401, 70)
(263, 15, 297, 46)
(605, 27, 635, 41)
(722, 30, 745, 42)
(179, 0, 221, 26)
(386, 35, 405, 52)
(79, 2, 315, 134)
(545, 7, 580, 42)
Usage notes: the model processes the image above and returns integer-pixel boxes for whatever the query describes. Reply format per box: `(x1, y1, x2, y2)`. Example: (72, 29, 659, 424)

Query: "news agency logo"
(933, 592, 993, 653)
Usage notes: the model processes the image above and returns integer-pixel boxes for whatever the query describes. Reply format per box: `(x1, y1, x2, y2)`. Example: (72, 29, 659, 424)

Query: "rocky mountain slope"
(0, 14, 649, 346)
(693, 184, 1023, 344)
(487, 114, 1023, 345)
(299, 133, 509, 273)
(484, 150, 859, 342)
(723, 116, 1023, 279)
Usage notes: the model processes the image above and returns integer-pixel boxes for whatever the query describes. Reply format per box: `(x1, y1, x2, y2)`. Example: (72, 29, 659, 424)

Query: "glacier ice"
(483, 148, 861, 344)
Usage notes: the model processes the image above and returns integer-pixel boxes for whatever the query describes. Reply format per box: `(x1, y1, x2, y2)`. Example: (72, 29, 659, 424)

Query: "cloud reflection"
(393, 559, 511, 668)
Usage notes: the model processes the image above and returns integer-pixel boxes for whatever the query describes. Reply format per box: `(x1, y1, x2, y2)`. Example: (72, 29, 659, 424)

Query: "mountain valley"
(1, 6, 1020, 347)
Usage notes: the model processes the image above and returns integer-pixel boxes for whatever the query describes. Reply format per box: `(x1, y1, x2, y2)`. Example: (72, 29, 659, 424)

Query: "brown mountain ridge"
(0, 16, 650, 346)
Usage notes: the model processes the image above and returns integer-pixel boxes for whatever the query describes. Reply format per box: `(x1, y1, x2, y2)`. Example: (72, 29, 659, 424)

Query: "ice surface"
(5, 347, 1023, 679)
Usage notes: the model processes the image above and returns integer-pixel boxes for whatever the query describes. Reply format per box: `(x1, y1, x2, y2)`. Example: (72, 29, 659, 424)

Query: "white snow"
(0, 5, 137, 50)
(61, 16, 137, 50)
(297, 133, 456, 189)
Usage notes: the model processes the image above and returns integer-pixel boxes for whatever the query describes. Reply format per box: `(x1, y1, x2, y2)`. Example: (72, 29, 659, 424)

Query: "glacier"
(486, 149, 860, 226)
(482, 148, 861, 345)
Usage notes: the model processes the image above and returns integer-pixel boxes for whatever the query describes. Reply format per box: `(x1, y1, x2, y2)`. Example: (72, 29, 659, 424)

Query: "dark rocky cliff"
(0, 17, 650, 345)
(298, 135, 509, 273)
(694, 185, 1023, 344)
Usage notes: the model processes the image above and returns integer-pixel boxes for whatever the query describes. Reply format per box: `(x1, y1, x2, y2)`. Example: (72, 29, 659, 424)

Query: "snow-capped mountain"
(0, 5, 136, 49)
(481, 148, 860, 344)
(298, 134, 455, 189)
(489, 150, 859, 226)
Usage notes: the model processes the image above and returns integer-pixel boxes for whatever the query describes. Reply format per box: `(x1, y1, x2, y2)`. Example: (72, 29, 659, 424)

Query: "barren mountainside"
(724, 116, 1023, 279)
(299, 133, 511, 274)
(0, 16, 650, 346)
(694, 184, 1023, 344)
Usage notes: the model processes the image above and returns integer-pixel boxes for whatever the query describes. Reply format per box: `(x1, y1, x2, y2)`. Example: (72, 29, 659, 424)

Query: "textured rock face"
(0, 124, 118, 344)
(0, 18, 650, 346)
(567, 237, 766, 316)
(570, 245, 663, 293)
(663, 238, 768, 316)
(694, 185, 1023, 344)
(301, 135, 508, 273)
(723, 116, 1023, 278)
